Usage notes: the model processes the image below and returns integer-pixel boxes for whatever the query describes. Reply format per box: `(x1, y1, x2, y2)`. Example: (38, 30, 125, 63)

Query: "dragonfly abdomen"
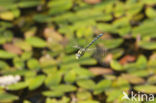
(85, 33, 104, 49)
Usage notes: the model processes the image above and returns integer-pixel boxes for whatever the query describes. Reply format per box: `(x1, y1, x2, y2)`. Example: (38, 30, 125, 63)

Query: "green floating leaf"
(27, 58, 40, 70)
(74, 67, 94, 79)
(0, 60, 10, 70)
(21, 51, 32, 60)
(48, 0, 73, 15)
(23, 100, 31, 103)
(77, 90, 92, 101)
(18, 1, 41, 8)
(94, 79, 112, 94)
(110, 60, 124, 71)
(7, 82, 27, 90)
(13, 57, 25, 69)
(101, 38, 123, 49)
(113, 77, 130, 89)
(43, 90, 64, 97)
(64, 70, 76, 83)
(0, 92, 18, 102)
(142, 0, 156, 5)
(78, 100, 99, 103)
(0, 31, 13, 44)
(138, 41, 156, 50)
(134, 85, 156, 94)
(106, 89, 123, 102)
(113, 17, 131, 36)
(146, 7, 156, 18)
(113, 2, 125, 18)
(121, 74, 145, 84)
(50, 84, 77, 93)
(45, 72, 62, 87)
(132, 19, 156, 38)
(77, 79, 95, 90)
(27, 75, 45, 90)
(34, 14, 51, 23)
(46, 96, 70, 103)
(136, 55, 147, 69)
(124, 55, 147, 72)
(126, 3, 143, 16)
(129, 70, 151, 77)
(0, 50, 16, 59)
(0, 11, 15, 20)
(43, 84, 76, 97)
(147, 75, 156, 84)
(26, 36, 47, 48)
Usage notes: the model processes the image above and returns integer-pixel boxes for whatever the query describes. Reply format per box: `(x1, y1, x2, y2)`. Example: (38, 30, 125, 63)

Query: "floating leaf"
(26, 36, 47, 48)
(94, 79, 112, 94)
(138, 41, 156, 50)
(78, 100, 99, 103)
(0, 11, 14, 20)
(18, 1, 41, 8)
(77, 79, 95, 90)
(89, 67, 113, 76)
(121, 74, 145, 84)
(0, 31, 13, 45)
(50, 84, 77, 93)
(74, 67, 94, 79)
(48, 0, 73, 15)
(0, 92, 18, 102)
(0, 50, 16, 59)
(3, 43, 23, 55)
(134, 85, 156, 94)
(7, 82, 27, 90)
(27, 75, 45, 90)
(45, 72, 62, 87)
(27, 58, 40, 70)
(101, 38, 123, 49)
(147, 75, 156, 84)
(146, 7, 156, 18)
(42, 90, 64, 97)
(110, 60, 124, 71)
(64, 70, 76, 83)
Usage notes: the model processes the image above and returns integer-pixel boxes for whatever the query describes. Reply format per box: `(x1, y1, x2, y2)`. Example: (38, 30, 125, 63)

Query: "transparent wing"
(72, 45, 81, 49)
(93, 46, 108, 57)
(86, 48, 96, 52)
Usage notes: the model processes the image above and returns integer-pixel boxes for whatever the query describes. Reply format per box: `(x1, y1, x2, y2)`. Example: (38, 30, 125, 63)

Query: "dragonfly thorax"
(75, 48, 86, 59)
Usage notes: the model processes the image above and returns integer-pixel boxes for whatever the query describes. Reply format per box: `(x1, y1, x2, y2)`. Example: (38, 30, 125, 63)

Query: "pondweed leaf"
(45, 72, 62, 87)
(138, 41, 156, 50)
(110, 60, 124, 71)
(146, 7, 156, 18)
(94, 79, 112, 94)
(50, 84, 77, 93)
(101, 38, 124, 49)
(77, 79, 96, 90)
(77, 100, 99, 103)
(0, 92, 18, 102)
(134, 85, 156, 94)
(48, 0, 73, 15)
(0, 50, 16, 59)
(27, 58, 40, 70)
(27, 75, 45, 90)
(64, 70, 76, 83)
(42, 90, 64, 97)
(26, 36, 47, 48)
(7, 82, 27, 90)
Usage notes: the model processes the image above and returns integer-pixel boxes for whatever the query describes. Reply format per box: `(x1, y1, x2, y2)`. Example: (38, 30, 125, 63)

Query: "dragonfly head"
(75, 48, 86, 59)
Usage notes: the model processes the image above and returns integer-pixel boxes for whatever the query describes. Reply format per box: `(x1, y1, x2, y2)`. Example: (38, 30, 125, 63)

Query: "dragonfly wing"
(94, 47, 107, 57)
(86, 48, 96, 52)
(72, 45, 81, 49)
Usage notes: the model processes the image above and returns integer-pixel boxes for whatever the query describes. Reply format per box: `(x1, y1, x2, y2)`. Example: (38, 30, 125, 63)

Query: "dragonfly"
(75, 33, 104, 59)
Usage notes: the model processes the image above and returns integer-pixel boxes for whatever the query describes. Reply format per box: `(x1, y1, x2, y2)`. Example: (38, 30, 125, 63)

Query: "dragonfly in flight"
(75, 33, 104, 59)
